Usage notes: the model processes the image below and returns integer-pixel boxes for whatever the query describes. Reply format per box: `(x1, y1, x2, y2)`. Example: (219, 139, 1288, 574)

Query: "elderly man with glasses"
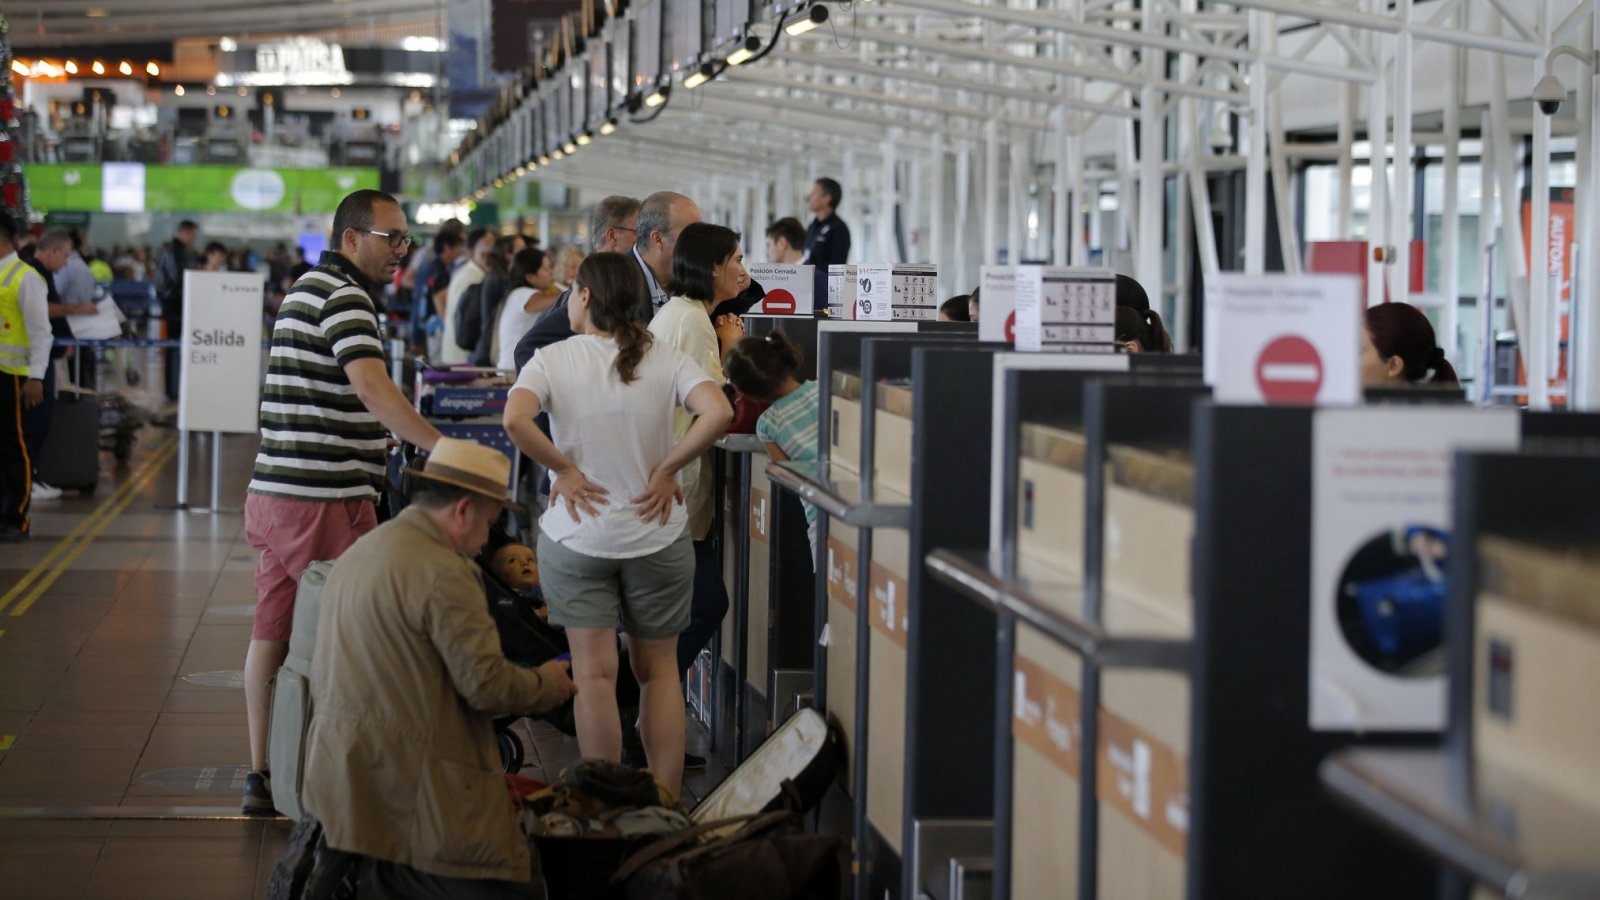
(510, 192, 705, 373)
(239, 189, 445, 816)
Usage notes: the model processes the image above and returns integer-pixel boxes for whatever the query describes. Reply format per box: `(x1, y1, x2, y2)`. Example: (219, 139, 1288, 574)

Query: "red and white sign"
(1206, 273, 1360, 406)
(1255, 336, 1324, 403)
(745, 264, 815, 316)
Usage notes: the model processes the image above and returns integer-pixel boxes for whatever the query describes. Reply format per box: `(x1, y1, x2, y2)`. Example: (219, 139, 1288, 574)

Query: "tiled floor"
(0, 428, 731, 899)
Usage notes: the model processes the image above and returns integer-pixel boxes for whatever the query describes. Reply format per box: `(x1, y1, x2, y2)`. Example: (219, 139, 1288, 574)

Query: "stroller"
(386, 443, 642, 774)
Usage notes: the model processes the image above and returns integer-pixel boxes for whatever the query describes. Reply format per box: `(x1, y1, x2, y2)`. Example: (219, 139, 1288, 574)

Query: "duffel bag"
(611, 810, 849, 900)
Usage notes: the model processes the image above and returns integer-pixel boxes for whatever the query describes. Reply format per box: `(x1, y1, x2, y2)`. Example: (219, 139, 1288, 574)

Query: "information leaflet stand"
(1323, 442, 1600, 899)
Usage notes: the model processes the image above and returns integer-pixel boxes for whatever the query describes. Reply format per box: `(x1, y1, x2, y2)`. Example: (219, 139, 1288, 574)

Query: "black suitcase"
(37, 390, 102, 495)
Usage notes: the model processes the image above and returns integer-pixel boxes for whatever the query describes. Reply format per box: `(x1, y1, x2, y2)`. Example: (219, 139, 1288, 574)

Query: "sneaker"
(242, 769, 279, 817)
(30, 481, 62, 501)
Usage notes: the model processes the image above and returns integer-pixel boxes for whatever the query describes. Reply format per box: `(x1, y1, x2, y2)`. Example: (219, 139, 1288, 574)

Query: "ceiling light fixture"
(539, 154, 551, 165)
(118, 61, 133, 75)
(576, 131, 593, 146)
(64, 60, 79, 75)
(684, 63, 714, 90)
(562, 137, 578, 154)
(552, 148, 565, 160)
(91, 60, 106, 75)
(784, 4, 829, 36)
(9, 60, 27, 77)
(599, 118, 617, 136)
(726, 36, 761, 66)
(146, 62, 160, 76)
(644, 87, 668, 108)
(174, 85, 185, 96)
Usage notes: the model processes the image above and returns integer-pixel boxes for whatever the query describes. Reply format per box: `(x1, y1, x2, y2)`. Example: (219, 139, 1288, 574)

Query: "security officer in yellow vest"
(0, 211, 54, 543)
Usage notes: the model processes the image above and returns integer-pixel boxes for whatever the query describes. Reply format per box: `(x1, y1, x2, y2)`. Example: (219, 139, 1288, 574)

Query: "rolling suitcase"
(36, 387, 101, 495)
(268, 560, 333, 822)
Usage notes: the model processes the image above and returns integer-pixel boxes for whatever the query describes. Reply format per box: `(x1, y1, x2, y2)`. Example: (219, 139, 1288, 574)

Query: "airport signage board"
(179, 271, 265, 434)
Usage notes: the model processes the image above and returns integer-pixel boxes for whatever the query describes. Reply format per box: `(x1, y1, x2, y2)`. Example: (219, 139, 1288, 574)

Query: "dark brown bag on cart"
(610, 810, 850, 900)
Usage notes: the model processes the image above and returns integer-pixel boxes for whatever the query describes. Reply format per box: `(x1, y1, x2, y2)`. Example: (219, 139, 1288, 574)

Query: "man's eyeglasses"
(611, 225, 637, 233)
(360, 228, 414, 249)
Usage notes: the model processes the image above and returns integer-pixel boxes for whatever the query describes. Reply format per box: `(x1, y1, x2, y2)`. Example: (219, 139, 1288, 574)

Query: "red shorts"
(245, 493, 377, 642)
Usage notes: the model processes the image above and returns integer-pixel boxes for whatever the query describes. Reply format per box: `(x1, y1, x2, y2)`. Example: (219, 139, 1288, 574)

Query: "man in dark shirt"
(804, 177, 851, 267)
(155, 220, 200, 402)
(803, 179, 850, 312)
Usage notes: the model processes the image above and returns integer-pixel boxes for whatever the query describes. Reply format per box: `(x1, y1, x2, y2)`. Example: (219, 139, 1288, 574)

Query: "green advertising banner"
(27, 163, 379, 215)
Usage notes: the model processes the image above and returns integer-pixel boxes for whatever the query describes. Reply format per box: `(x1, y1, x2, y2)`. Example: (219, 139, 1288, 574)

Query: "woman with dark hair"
(649, 222, 747, 712)
(1361, 303, 1459, 387)
(503, 252, 733, 796)
(1116, 305, 1173, 353)
(493, 248, 556, 370)
(938, 295, 972, 322)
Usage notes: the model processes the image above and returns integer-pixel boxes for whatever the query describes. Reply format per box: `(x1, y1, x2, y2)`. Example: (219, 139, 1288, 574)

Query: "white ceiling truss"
(454, 0, 1599, 406)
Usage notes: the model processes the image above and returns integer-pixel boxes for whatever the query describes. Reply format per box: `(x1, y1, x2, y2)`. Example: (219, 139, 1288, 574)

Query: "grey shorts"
(536, 529, 695, 639)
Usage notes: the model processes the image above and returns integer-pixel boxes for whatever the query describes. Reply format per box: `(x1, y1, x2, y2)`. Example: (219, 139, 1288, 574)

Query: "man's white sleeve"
(19, 269, 52, 379)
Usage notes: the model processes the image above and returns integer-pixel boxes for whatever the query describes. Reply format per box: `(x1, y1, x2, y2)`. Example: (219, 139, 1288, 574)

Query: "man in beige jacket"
(302, 439, 575, 897)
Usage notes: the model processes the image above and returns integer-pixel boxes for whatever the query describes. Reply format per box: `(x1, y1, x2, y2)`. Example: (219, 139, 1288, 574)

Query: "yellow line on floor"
(0, 434, 177, 614)
(1, 436, 181, 618)
(0, 735, 13, 751)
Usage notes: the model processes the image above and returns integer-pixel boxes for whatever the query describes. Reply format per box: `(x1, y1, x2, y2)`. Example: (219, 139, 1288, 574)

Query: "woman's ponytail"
(613, 319, 652, 385)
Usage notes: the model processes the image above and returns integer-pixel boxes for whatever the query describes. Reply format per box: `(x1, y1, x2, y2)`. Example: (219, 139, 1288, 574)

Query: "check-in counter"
(772, 328, 992, 900)
(1323, 446, 1600, 900)
(1096, 446, 1193, 899)
(866, 380, 914, 857)
(1017, 425, 1088, 591)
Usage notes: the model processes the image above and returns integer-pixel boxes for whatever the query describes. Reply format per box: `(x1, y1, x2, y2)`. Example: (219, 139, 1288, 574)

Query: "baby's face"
(492, 544, 540, 590)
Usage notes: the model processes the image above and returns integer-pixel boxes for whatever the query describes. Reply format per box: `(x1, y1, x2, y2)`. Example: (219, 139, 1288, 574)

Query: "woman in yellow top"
(648, 223, 747, 700)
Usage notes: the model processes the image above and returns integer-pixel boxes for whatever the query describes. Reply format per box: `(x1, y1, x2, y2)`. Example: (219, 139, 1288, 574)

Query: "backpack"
(267, 560, 334, 822)
(453, 280, 486, 350)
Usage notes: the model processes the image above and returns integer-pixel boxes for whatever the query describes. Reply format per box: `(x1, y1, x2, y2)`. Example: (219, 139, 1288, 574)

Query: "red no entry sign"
(1004, 311, 1016, 342)
(1255, 335, 1323, 403)
(763, 288, 797, 315)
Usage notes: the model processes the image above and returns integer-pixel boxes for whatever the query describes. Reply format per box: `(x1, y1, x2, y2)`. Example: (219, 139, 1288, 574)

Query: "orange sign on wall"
(1520, 188, 1577, 402)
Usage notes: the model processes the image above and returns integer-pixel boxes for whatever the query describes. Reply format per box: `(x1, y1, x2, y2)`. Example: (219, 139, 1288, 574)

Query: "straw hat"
(404, 438, 524, 511)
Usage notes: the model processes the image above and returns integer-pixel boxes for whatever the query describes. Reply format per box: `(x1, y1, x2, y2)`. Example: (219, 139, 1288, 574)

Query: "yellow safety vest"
(0, 258, 35, 376)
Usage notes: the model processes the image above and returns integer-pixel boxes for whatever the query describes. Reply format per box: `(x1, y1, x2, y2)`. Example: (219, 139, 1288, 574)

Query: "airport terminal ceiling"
(9, 0, 1600, 407)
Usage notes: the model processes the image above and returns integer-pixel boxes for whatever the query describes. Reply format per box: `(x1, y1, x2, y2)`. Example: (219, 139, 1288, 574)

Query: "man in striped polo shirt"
(241, 189, 444, 815)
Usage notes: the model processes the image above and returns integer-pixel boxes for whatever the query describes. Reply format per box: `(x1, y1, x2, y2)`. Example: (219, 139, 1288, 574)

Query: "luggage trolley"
(412, 362, 525, 526)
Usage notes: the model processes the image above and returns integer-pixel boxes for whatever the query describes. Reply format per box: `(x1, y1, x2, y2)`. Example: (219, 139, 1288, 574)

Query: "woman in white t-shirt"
(503, 252, 732, 795)
(494, 248, 559, 371)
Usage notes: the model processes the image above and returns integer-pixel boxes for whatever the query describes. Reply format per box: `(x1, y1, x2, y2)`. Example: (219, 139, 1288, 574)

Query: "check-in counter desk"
(771, 327, 994, 900)
(705, 314, 826, 765)
(1324, 446, 1600, 900)
(932, 381, 1563, 899)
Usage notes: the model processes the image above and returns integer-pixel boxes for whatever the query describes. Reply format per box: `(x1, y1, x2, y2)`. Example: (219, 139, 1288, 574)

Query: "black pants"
(676, 538, 731, 677)
(22, 361, 55, 477)
(163, 316, 181, 401)
(1, 374, 33, 533)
